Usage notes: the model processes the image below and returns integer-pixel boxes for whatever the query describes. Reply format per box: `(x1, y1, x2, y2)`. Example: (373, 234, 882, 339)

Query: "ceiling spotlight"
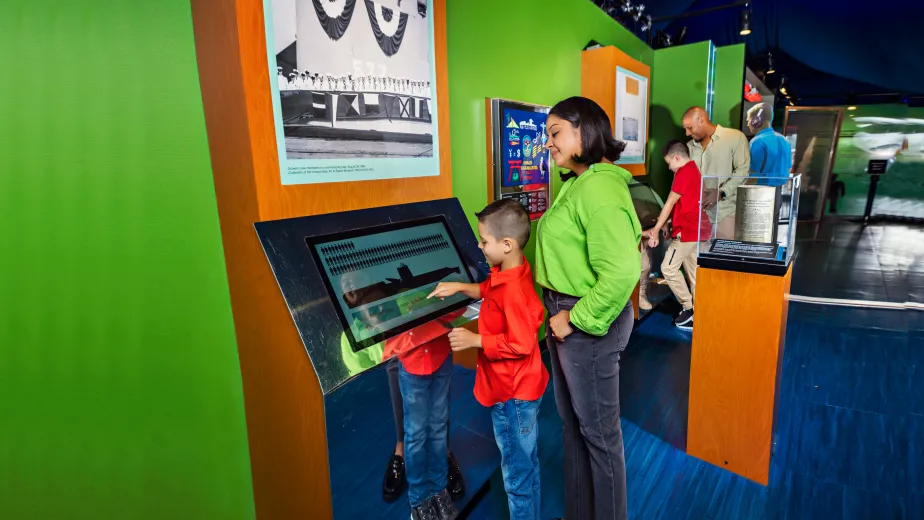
(641, 15, 652, 32)
(847, 106, 857, 111)
(766, 53, 775, 74)
(779, 76, 788, 96)
(622, 1, 633, 13)
(740, 8, 751, 35)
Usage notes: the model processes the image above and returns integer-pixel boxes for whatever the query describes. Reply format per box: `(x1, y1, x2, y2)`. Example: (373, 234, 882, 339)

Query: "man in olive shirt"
(682, 107, 751, 239)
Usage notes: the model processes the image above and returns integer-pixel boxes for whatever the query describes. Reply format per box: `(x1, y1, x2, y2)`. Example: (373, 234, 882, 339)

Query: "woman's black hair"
(549, 96, 627, 182)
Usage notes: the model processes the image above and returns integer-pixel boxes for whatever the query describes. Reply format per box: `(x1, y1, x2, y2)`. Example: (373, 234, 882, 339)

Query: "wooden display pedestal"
(687, 263, 792, 485)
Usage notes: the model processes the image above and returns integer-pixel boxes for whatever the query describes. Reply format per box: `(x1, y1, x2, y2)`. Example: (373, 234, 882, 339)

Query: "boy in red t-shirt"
(428, 199, 548, 520)
(642, 140, 712, 330)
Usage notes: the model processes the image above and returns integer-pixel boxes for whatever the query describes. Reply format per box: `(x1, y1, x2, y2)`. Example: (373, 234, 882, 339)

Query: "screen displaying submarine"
(308, 217, 475, 350)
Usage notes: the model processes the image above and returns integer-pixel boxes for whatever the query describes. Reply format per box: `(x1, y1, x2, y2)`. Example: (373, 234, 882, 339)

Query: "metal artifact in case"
(696, 174, 802, 276)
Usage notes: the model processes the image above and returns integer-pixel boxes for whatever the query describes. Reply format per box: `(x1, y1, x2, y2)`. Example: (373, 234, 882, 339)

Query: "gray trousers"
(544, 289, 632, 520)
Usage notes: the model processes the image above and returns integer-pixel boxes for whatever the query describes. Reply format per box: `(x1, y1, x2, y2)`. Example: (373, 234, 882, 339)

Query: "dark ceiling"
(593, 0, 924, 107)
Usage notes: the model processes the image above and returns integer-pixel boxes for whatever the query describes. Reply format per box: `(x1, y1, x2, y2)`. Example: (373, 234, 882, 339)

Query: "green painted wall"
(647, 42, 713, 198)
(0, 2, 255, 519)
(446, 0, 654, 253)
(713, 44, 746, 129)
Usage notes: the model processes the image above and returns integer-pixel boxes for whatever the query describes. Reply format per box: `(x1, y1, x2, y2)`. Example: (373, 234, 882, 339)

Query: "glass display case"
(696, 174, 802, 275)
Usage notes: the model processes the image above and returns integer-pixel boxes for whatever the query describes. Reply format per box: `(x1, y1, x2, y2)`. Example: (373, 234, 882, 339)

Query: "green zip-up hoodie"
(535, 163, 641, 336)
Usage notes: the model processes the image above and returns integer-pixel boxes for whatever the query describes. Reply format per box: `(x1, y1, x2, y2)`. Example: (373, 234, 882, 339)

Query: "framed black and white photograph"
(264, 0, 440, 184)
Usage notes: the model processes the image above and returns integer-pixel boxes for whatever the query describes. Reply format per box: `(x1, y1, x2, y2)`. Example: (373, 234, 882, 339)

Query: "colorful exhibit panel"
(488, 99, 552, 220)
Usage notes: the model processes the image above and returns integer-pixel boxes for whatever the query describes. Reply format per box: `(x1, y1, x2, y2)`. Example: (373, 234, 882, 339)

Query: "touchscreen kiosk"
(255, 198, 489, 393)
(255, 199, 500, 519)
(307, 217, 476, 352)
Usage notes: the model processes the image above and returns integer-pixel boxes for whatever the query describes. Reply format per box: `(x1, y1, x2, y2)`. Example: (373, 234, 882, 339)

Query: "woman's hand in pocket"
(549, 310, 574, 342)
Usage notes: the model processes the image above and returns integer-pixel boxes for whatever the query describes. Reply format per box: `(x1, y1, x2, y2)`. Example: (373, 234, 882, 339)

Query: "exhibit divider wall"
(783, 106, 846, 226)
(647, 41, 716, 198)
(645, 41, 745, 199)
(713, 44, 747, 130)
(190, 0, 453, 518)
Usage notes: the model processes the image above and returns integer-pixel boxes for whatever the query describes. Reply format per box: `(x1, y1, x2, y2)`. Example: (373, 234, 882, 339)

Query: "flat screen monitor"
(628, 180, 663, 230)
(306, 216, 476, 352)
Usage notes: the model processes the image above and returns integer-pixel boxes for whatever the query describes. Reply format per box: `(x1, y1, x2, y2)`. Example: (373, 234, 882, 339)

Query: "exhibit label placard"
(867, 159, 889, 175)
(709, 239, 780, 260)
(264, 0, 440, 185)
(614, 67, 648, 164)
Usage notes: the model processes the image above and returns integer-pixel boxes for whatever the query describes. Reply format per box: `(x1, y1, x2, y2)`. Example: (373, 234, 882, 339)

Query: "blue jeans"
(398, 355, 452, 508)
(491, 397, 542, 520)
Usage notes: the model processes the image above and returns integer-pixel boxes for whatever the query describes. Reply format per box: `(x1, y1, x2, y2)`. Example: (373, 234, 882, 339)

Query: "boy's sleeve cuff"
(481, 334, 501, 361)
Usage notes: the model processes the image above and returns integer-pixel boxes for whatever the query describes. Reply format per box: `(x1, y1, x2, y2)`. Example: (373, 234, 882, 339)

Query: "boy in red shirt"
(642, 140, 712, 330)
(428, 198, 548, 520)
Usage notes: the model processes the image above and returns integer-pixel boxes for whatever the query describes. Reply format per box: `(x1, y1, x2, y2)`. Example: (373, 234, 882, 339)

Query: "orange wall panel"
(191, 0, 452, 518)
(581, 46, 651, 177)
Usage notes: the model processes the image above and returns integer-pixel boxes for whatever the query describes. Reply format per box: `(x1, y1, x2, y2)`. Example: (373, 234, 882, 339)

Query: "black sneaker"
(432, 489, 459, 520)
(447, 452, 465, 501)
(382, 453, 406, 503)
(674, 309, 694, 329)
(410, 498, 439, 520)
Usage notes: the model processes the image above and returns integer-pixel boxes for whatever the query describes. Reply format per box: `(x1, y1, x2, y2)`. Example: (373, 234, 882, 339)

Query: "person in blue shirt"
(746, 102, 792, 186)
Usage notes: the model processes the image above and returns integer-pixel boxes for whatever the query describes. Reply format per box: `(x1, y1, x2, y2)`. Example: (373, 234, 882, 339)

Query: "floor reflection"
(792, 221, 924, 303)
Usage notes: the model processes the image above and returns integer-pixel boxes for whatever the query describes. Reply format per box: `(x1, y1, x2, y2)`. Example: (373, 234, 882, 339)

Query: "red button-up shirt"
(475, 260, 549, 406)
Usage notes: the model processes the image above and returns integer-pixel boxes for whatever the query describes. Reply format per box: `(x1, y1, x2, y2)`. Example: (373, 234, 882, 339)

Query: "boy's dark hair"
(662, 139, 690, 159)
(549, 96, 627, 182)
(475, 198, 531, 248)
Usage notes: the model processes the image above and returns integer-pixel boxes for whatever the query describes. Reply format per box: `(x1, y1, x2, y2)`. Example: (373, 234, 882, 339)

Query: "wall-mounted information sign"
(488, 99, 552, 220)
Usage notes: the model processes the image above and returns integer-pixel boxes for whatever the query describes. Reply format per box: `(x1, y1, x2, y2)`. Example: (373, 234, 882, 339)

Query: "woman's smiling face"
(545, 114, 582, 171)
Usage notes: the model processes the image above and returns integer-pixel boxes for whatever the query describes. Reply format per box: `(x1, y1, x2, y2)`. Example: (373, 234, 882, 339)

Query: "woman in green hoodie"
(536, 96, 641, 520)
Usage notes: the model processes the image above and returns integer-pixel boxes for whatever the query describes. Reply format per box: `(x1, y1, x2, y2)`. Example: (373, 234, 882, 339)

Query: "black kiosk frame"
(255, 198, 489, 393)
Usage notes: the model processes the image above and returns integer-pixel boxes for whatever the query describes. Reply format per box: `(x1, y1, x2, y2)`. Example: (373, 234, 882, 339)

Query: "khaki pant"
(661, 238, 703, 310)
(640, 239, 652, 301)
(716, 214, 736, 240)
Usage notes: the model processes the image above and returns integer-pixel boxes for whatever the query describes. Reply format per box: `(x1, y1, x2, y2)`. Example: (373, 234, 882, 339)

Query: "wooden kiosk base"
(687, 263, 793, 485)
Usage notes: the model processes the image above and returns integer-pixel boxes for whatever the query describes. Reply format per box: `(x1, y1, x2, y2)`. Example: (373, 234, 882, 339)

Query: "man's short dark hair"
(662, 139, 689, 159)
(475, 198, 531, 248)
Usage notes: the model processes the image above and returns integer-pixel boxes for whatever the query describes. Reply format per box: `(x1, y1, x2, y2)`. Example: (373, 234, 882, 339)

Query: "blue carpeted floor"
(465, 303, 922, 519)
(329, 223, 924, 519)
